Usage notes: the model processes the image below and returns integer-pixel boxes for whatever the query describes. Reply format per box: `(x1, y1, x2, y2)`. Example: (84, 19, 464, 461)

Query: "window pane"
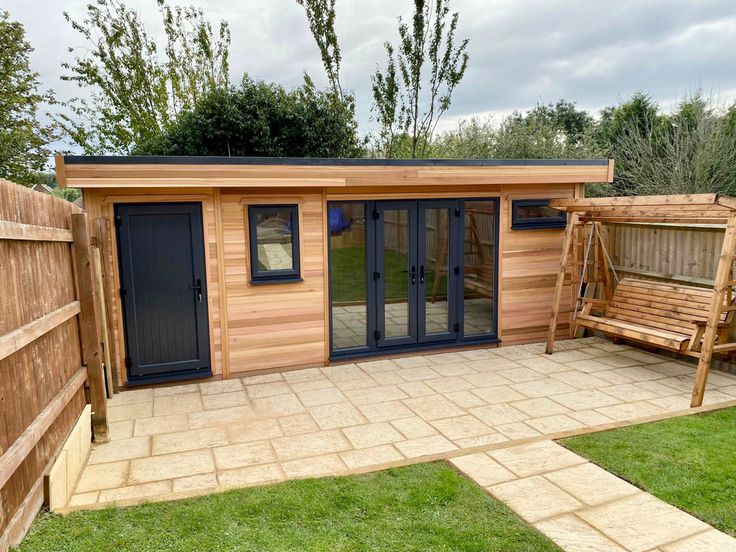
(255, 210, 294, 271)
(424, 207, 450, 335)
(517, 203, 562, 220)
(464, 201, 496, 336)
(329, 203, 368, 350)
(383, 209, 410, 339)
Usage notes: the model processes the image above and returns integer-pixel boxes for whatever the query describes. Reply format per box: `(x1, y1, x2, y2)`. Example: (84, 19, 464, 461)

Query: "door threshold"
(330, 338, 501, 364)
(124, 368, 213, 387)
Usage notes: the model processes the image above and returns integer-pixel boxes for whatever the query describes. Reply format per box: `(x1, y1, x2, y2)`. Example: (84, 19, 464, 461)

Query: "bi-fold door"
(328, 197, 499, 358)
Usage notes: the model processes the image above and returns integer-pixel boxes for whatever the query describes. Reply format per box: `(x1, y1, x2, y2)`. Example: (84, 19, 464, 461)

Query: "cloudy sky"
(5, 0, 736, 147)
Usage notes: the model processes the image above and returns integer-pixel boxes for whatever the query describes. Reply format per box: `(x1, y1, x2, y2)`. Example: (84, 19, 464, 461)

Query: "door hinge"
(115, 215, 122, 227)
(119, 287, 127, 297)
(374, 330, 381, 341)
(454, 207, 461, 217)
(124, 356, 132, 369)
(453, 323, 460, 332)
(454, 266, 460, 275)
(373, 271, 380, 281)
(372, 210, 380, 220)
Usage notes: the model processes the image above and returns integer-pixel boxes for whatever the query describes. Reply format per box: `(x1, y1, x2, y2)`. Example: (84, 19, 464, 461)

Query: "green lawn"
(19, 463, 559, 552)
(561, 406, 736, 537)
(331, 246, 447, 304)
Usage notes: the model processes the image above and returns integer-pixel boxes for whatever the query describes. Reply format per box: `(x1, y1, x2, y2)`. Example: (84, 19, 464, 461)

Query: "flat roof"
(63, 155, 609, 167)
(57, 155, 614, 188)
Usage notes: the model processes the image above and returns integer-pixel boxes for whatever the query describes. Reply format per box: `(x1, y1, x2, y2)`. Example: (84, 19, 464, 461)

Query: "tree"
(135, 75, 364, 157)
(295, 0, 343, 101)
(0, 11, 56, 184)
(372, 0, 469, 158)
(429, 105, 601, 160)
(59, 0, 230, 154)
(612, 94, 736, 196)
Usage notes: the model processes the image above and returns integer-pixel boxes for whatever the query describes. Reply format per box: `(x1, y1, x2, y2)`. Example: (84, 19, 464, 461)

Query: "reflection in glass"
(329, 203, 368, 350)
(463, 201, 496, 336)
(383, 209, 410, 338)
(254, 210, 295, 271)
(424, 208, 450, 335)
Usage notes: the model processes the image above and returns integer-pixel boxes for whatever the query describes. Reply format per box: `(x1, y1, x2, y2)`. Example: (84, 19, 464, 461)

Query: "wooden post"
(546, 212, 579, 354)
(691, 214, 736, 407)
(71, 213, 109, 442)
(596, 223, 614, 300)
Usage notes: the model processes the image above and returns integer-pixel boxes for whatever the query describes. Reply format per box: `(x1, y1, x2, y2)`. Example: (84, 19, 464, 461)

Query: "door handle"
(420, 265, 425, 284)
(189, 279, 203, 303)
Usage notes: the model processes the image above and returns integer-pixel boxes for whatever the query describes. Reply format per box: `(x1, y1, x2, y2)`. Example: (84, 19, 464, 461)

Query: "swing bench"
(544, 193, 736, 407)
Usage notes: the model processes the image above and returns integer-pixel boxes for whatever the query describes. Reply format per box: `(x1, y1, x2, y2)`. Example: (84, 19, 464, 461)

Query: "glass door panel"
(328, 203, 369, 351)
(418, 202, 456, 343)
(376, 202, 417, 347)
(463, 200, 497, 337)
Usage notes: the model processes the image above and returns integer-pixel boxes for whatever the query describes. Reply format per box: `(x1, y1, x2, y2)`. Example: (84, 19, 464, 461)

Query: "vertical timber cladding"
(222, 189, 327, 374)
(498, 183, 578, 345)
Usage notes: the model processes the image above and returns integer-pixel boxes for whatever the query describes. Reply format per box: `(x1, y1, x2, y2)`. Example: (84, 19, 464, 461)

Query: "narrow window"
(248, 205, 301, 283)
(511, 199, 566, 230)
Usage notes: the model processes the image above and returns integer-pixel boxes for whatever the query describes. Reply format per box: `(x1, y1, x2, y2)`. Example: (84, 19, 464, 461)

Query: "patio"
(67, 336, 736, 510)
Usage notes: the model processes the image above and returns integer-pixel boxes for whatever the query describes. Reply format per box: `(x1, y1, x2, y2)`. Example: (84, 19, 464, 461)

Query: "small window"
(511, 199, 566, 230)
(248, 204, 301, 283)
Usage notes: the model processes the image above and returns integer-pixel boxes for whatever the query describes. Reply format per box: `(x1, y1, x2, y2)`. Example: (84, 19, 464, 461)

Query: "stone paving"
(451, 441, 736, 552)
(66, 336, 736, 543)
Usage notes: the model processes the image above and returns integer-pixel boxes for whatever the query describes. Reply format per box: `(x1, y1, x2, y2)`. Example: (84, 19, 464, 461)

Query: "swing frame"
(544, 193, 736, 407)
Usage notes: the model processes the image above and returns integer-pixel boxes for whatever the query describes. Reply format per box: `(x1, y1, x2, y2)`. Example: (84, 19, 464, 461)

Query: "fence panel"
(0, 179, 106, 547)
(603, 222, 724, 286)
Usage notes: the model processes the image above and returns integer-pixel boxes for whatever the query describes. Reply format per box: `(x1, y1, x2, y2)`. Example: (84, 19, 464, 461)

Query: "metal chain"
(596, 224, 620, 285)
(576, 223, 595, 318)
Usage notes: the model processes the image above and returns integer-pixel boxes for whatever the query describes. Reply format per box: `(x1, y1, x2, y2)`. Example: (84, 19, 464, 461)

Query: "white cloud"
(4, 0, 736, 152)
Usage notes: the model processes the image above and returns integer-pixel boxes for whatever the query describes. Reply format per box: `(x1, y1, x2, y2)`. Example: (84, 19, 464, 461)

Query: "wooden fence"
(0, 179, 108, 548)
(602, 222, 724, 286)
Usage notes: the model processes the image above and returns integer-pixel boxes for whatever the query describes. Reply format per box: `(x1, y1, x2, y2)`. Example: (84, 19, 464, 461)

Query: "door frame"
(417, 199, 460, 344)
(114, 201, 213, 385)
(328, 197, 501, 360)
(375, 200, 418, 348)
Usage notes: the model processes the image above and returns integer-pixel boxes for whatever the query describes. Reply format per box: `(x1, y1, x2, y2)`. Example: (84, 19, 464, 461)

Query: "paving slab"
(66, 336, 736, 530)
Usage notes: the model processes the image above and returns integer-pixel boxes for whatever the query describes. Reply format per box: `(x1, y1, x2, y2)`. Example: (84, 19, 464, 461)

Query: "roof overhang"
(56, 155, 614, 189)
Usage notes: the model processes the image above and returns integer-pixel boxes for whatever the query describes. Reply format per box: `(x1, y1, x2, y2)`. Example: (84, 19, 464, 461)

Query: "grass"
(561, 406, 736, 537)
(330, 246, 447, 304)
(18, 463, 558, 552)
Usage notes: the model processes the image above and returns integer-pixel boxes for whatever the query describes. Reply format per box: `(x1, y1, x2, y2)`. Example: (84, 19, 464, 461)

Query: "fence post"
(71, 213, 109, 443)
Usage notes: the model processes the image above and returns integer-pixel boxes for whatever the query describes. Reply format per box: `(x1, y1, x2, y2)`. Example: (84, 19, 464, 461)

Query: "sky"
(5, 0, 736, 151)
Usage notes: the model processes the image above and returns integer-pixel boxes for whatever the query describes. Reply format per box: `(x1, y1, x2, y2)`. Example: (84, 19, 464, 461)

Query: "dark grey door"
(116, 203, 211, 383)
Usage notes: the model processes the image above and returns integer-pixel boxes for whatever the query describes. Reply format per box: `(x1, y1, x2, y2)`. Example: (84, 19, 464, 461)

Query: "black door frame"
(115, 201, 212, 385)
(328, 197, 500, 360)
(417, 199, 460, 344)
(375, 200, 418, 348)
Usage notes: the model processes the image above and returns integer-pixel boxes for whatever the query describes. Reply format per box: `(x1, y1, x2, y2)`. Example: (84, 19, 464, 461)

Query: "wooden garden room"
(55, 155, 613, 389)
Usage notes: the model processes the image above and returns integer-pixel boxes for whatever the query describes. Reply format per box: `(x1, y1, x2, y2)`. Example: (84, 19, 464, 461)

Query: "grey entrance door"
(115, 202, 211, 384)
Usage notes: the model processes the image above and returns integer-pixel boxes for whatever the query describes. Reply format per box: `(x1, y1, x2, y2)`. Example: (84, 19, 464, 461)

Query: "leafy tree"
(527, 100, 595, 144)
(0, 10, 56, 184)
(295, 0, 343, 101)
(59, 0, 230, 154)
(372, 0, 469, 158)
(135, 75, 364, 157)
(612, 94, 736, 196)
(429, 106, 601, 160)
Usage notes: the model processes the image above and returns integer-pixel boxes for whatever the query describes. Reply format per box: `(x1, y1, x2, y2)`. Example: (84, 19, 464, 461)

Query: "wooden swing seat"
(575, 277, 730, 354)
